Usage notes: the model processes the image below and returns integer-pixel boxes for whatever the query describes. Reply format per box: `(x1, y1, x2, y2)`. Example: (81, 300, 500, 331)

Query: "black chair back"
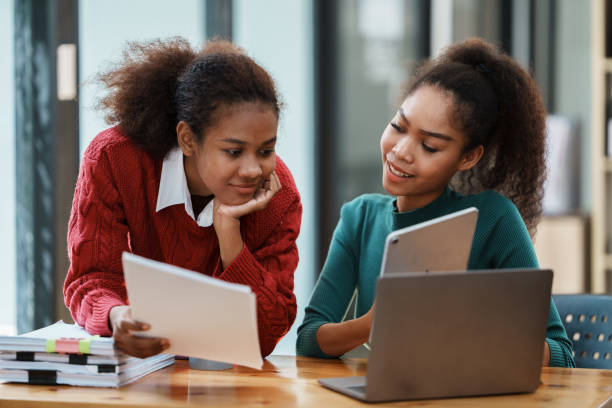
(553, 294, 612, 369)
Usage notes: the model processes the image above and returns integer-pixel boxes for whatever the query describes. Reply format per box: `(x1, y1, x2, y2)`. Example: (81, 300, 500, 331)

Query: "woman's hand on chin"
(213, 171, 281, 268)
(214, 171, 282, 222)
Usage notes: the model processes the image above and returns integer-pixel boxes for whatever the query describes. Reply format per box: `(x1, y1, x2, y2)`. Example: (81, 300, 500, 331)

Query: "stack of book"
(0, 321, 174, 387)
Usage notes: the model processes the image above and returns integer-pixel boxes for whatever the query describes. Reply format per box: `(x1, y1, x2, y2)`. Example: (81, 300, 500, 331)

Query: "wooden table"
(0, 356, 610, 407)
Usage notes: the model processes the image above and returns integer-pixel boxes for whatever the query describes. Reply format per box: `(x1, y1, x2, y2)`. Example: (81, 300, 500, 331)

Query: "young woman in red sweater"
(64, 38, 302, 359)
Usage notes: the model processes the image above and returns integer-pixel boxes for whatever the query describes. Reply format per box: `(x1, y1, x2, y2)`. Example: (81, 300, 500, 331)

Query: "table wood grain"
(0, 356, 610, 407)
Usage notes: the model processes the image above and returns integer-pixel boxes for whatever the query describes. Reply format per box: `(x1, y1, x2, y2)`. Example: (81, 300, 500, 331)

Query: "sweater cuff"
(214, 244, 264, 289)
(85, 295, 127, 337)
(297, 321, 337, 359)
(546, 338, 567, 367)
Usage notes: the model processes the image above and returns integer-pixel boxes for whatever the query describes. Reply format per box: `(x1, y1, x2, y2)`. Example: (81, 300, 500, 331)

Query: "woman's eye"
(225, 149, 242, 157)
(259, 149, 275, 157)
(390, 122, 402, 132)
(422, 143, 437, 153)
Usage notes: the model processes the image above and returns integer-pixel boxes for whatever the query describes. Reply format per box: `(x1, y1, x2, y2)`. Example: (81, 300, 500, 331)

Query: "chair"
(553, 294, 612, 369)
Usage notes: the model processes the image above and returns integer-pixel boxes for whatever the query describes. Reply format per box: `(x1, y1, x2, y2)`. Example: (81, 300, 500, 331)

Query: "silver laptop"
(319, 269, 552, 402)
(380, 207, 478, 275)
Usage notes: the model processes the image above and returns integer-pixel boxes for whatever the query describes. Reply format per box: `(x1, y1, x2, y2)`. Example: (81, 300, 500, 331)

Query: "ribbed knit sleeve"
(212, 194, 302, 358)
(482, 194, 575, 367)
(545, 301, 576, 367)
(63, 141, 129, 337)
(296, 200, 362, 358)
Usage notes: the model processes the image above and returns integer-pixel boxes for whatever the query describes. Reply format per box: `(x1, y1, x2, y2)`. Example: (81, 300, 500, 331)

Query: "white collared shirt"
(155, 147, 214, 227)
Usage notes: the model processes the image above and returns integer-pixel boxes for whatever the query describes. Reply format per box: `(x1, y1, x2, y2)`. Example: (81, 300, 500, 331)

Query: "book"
(0, 321, 114, 356)
(0, 321, 174, 388)
(0, 352, 173, 387)
(0, 354, 171, 375)
(0, 351, 130, 365)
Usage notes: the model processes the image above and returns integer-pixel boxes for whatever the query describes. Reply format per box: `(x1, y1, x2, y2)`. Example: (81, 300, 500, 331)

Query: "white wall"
(233, 0, 316, 355)
(0, 0, 16, 336)
(79, 0, 205, 153)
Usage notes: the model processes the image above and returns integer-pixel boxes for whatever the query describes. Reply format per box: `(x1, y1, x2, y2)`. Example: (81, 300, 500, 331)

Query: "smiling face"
(178, 102, 278, 206)
(380, 85, 483, 212)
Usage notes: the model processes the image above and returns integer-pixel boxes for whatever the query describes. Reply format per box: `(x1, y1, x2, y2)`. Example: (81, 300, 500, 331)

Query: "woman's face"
(380, 85, 482, 212)
(181, 102, 278, 205)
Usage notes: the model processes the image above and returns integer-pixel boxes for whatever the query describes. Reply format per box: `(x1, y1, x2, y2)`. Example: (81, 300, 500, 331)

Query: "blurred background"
(0, 0, 608, 355)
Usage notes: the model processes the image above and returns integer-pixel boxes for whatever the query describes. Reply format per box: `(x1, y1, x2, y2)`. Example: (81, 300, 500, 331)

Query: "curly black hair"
(96, 37, 280, 160)
(405, 38, 547, 237)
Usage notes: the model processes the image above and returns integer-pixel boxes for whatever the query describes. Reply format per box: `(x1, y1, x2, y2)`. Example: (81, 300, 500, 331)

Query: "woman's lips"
(387, 162, 414, 178)
(229, 184, 258, 195)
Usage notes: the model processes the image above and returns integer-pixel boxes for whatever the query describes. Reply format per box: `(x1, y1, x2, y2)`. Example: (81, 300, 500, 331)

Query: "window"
(233, 0, 316, 355)
(316, 0, 430, 266)
(0, 0, 16, 336)
(78, 0, 205, 153)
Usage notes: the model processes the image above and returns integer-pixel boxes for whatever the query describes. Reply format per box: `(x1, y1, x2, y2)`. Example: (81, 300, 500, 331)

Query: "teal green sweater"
(296, 187, 575, 367)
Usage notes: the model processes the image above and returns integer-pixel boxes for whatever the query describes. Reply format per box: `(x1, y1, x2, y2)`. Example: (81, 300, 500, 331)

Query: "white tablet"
(121, 253, 263, 369)
(380, 207, 478, 275)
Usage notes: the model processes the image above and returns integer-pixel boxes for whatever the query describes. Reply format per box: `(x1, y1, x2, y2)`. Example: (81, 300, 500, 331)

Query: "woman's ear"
(176, 121, 198, 157)
(457, 145, 484, 171)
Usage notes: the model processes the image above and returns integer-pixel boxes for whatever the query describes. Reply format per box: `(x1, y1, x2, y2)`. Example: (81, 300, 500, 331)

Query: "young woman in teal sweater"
(297, 38, 575, 367)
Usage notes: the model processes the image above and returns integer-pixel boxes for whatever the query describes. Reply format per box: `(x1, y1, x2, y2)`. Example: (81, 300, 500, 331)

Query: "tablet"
(380, 207, 478, 275)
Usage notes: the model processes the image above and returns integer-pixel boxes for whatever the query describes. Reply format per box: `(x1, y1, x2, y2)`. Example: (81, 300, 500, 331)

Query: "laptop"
(380, 207, 478, 275)
(319, 269, 552, 402)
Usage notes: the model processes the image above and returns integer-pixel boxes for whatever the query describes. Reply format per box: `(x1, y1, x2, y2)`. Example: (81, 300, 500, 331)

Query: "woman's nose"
(392, 137, 415, 163)
(239, 156, 263, 179)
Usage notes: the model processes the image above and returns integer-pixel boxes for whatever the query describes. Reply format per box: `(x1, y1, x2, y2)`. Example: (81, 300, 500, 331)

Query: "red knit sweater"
(63, 127, 302, 357)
